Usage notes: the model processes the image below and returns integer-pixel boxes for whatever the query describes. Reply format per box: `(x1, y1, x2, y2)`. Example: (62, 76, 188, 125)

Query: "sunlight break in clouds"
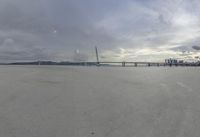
(0, 0, 200, 62)
(97, 0, 200, 62)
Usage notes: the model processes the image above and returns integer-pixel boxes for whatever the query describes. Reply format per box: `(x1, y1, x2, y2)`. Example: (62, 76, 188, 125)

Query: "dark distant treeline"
(8, 61, 98, 66)
(2, 61, 200, 67)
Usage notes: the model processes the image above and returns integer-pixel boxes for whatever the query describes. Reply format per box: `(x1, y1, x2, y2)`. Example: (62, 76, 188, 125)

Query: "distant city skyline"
(0, 0, 200, 62)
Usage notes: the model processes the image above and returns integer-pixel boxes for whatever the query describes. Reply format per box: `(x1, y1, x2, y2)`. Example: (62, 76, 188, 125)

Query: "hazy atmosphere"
(1, 1, 200, 136)
(1, 0, 200, 62)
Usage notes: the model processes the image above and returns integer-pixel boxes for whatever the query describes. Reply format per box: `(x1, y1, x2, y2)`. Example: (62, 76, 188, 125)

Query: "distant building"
(165, 58, 178, 64)
(178, 60, 184, 64)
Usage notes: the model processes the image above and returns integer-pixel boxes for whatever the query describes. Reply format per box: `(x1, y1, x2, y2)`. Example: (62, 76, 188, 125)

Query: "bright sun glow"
(173, 13, 198, 27)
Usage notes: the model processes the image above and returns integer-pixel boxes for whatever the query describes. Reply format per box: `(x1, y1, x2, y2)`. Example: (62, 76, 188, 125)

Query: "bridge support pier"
(134, 63, 138, 67)
(122, 62, 126, 67)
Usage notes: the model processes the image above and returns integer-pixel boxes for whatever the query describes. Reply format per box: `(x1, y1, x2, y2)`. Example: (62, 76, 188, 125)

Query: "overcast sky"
(0, 0, 200, 62)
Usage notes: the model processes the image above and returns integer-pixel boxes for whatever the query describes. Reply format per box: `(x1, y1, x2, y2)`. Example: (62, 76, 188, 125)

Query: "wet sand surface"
(0, 66, 199, 137)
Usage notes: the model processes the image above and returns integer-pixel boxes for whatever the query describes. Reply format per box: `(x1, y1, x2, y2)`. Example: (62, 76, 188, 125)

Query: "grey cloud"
(192, 45, 200, 50)
(72, 50, 89, 62)
(171, 37, 200, 52)
(0, 0, 200, 61)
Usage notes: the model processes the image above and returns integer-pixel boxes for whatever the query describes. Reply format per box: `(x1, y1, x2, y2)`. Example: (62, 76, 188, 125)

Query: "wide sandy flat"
(0, 66, 199, 137)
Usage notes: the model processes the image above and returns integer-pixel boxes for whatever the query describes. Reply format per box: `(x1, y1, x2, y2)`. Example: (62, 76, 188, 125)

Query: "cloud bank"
(0, 0, 200, 62)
